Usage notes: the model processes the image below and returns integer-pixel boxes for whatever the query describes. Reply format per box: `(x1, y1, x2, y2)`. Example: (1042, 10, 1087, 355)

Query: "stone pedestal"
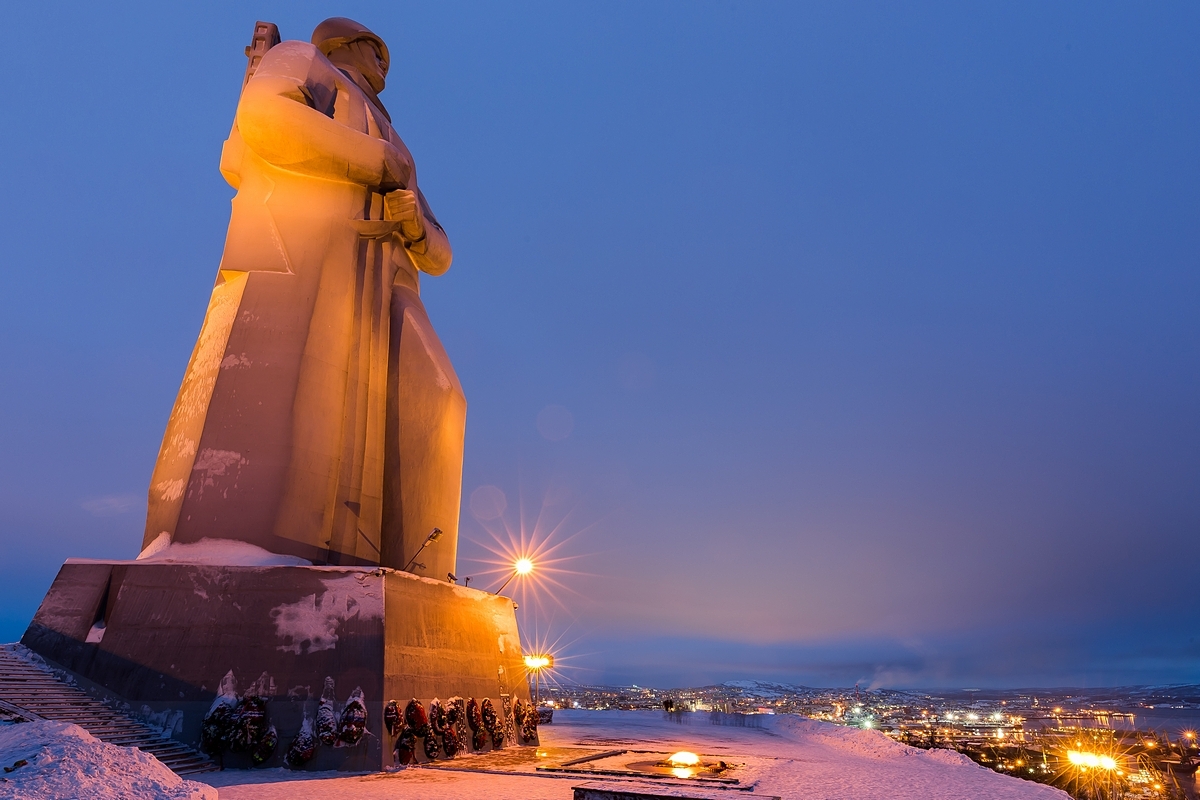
(22, 561, 531, 770)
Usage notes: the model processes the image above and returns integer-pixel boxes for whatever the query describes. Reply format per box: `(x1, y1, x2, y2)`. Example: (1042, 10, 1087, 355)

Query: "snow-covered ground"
(0, 720, 216, 800)
(0, 710, 1072, 799)
(204, 710, 1071, 800)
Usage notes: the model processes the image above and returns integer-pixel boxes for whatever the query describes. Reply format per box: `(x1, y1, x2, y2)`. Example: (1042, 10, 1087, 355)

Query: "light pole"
(402, 528, 442, 572)
(524, 654, 554, 707)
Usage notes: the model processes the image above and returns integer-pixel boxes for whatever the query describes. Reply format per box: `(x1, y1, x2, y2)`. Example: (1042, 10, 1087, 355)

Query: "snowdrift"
(0, 720, 216, 800)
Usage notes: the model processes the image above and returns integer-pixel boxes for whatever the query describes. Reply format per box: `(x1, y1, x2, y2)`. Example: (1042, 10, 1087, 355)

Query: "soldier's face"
(338, 40, 388, 94)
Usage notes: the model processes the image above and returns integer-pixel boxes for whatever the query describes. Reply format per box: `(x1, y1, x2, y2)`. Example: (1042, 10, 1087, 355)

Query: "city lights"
(539, 681, 1198, 798)
(532, 679, 1200, 800)
(1067, 751, 1117, 771)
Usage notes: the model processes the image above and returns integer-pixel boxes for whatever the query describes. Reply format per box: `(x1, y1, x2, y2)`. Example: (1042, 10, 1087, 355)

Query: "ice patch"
(155, 478, 186, 502)
(166, 432, 198, 459)
(270, 574, 383, 654)
(220, 353, 251, 369)
(193, 448, 247, 476)
(85, 622, 106, 644)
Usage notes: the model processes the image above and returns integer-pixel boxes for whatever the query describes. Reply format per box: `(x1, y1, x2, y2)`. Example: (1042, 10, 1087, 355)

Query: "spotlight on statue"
(402, 528, 443, 573)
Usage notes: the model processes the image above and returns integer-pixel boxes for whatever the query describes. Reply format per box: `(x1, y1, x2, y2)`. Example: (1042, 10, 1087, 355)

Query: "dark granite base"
(22, 561, 532, 771)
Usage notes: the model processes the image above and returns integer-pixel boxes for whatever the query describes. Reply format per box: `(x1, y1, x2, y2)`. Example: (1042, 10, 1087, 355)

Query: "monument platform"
(21, 559, 532, 771)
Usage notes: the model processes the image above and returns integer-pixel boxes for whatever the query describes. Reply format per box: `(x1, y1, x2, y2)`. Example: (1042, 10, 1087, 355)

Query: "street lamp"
(494, 556, 533, 595)
(402, 528, 442, 572)
(524, 653, 554, 706)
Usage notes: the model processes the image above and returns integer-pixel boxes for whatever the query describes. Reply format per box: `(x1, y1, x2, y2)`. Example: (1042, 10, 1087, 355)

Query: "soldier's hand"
(381, 147, 413, 191)
(385, 189, 426, 245)
(385, 189, 418, 221)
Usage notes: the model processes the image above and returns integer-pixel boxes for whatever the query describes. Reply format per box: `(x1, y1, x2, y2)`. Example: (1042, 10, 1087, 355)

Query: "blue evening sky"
(1, 2, 1197, 688)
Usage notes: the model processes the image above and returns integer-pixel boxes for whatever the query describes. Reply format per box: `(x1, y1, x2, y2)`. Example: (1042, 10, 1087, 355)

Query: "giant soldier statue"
(22, 20, 532, 773)
(143, 19, 464, 577)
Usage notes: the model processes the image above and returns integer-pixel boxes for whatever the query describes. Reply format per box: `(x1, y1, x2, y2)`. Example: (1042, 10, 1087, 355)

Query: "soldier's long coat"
(143, 40, 464, 576)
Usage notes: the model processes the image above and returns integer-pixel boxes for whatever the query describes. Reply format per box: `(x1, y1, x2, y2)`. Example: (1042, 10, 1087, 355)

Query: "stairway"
(0, 644, 216, 775)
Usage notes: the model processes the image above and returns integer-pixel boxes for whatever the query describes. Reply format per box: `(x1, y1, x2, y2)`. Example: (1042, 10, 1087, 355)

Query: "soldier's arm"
(235, 43, 396, 187)
(407, 188, 452, 276)
(384, 186, 452, 276)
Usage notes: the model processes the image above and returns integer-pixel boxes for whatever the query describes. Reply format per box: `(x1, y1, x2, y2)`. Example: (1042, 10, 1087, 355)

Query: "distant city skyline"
(1, 1, 1198, 688)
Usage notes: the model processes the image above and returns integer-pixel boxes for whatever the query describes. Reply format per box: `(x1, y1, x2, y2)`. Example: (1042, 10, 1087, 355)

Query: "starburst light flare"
(494, 555, 536, 594)
(465, 483, 603, 618)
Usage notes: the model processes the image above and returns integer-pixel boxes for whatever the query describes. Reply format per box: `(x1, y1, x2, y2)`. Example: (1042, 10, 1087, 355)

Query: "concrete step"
(0, 644, 217, 775)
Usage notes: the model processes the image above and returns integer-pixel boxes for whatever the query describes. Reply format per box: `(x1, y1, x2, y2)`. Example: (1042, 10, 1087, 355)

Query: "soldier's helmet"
(311, 17, 390, 75)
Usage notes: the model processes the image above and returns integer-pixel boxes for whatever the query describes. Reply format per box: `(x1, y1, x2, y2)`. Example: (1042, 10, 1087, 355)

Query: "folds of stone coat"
(143, 41, 463, 577)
